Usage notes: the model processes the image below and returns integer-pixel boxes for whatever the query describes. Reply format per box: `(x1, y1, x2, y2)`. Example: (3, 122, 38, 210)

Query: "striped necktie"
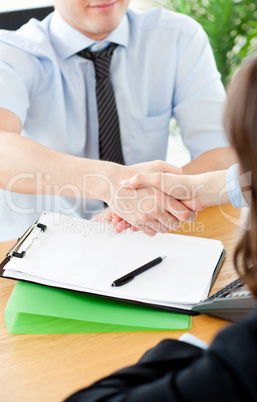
(78, 43, 125, 165)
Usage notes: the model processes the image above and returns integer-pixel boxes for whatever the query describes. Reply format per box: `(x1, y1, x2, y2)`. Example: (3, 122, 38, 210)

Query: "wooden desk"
(0, 205, 244, 401)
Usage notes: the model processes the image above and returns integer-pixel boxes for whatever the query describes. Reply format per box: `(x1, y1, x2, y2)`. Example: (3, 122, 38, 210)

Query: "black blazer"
(64, 308, 257, 402)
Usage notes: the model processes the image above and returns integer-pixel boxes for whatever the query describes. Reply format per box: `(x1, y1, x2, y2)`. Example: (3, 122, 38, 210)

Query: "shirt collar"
(50, 10, 129, 60)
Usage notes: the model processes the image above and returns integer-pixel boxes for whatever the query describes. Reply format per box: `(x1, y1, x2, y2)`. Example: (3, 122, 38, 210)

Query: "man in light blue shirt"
(0, 0, 236, 240)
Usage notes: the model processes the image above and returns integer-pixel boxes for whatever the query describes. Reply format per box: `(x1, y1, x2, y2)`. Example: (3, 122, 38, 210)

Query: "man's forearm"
(0, 131, 196, 235)
(0, 131, 183, 206)
(0, 131, 126, 202)
(182, 147, 238, 175)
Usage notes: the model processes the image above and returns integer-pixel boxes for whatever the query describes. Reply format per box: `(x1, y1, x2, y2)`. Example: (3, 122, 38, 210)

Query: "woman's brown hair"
(225, 57, 257, 296)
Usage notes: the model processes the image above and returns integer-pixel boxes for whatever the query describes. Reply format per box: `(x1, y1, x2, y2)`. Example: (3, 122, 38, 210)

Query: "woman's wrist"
(196, 170, 230, 207)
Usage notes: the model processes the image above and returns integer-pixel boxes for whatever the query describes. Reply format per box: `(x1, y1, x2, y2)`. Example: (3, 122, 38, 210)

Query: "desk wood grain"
(0, 205, 244, 401)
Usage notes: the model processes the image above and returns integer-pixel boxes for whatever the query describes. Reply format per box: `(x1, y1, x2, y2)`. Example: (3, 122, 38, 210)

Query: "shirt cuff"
(226, 164, 248, 208)
(179, 333, 209, 350)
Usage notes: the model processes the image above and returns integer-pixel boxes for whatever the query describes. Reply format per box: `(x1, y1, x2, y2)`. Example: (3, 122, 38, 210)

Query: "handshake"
(93, 160, 230, 236)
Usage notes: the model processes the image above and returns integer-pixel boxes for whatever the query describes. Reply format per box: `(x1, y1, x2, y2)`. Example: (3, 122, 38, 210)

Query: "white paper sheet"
(4, 212, 224, 309)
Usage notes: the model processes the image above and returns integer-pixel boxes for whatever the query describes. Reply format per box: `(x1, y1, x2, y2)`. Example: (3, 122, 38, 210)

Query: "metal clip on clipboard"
(6, 222, 47, 260)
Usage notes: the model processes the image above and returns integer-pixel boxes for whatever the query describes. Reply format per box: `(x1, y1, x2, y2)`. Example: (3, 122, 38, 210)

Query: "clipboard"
(0, 212, 226, 317)
(2, 219, 192, 333)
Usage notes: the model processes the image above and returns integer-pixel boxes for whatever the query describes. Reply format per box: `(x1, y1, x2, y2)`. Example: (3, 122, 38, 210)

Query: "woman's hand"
(120, 170, 230, 212)
(92, 207, 139, 233)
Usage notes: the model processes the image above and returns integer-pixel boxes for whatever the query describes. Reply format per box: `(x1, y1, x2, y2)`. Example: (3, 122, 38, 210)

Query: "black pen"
(111, 256, 166, 287)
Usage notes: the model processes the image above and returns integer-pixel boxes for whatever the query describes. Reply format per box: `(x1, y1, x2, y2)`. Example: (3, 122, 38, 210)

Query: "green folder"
(5, 281, 192, 334)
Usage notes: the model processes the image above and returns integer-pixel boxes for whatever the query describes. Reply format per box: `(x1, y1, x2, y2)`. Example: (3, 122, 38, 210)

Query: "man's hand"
(102, 161, 197, 237)
(107, 185, 197, 236)
(120, 170, 230, 213)
(0, 115, 197, 237)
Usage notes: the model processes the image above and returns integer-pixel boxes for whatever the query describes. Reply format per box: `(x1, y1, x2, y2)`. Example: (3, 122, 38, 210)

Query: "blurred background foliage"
(148, 0, 257, 87)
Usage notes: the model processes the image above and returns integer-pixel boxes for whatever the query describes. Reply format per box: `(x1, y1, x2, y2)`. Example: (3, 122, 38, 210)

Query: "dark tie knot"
(78, 43, 118, 79)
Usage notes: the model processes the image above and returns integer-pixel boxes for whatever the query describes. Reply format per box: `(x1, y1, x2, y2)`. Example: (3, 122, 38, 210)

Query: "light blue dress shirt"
(0, 8, 229, 240)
